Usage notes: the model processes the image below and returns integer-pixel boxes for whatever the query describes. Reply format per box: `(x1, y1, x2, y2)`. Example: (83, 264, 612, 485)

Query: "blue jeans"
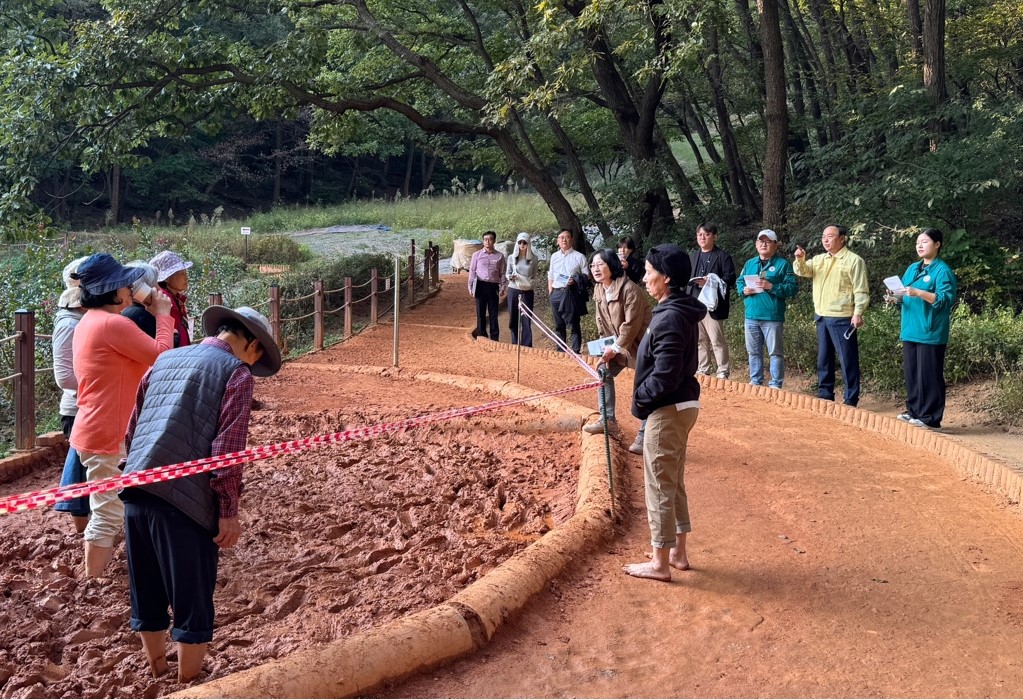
(597, 362, 625, 421)
(745, 319, 785, 388)
(54, 415, 90, 517)
(816, 315, 860, 406)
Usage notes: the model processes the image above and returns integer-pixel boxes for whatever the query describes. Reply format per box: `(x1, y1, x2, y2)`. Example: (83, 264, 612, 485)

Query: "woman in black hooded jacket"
(624, 244, 706, 583)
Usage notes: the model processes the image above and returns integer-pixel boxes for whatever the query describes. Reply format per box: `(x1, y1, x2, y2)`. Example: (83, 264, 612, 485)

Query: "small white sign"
(240, 227, 251, 236)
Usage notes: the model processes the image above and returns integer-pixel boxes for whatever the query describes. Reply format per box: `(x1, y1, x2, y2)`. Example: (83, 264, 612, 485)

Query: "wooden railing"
(0, 240, 443, 451)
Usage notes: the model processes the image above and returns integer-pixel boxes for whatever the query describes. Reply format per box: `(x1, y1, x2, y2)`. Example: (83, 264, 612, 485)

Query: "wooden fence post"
(432, 243, 440, 282)
(14, 310, 36, 450)
(423, 242, 433, 290)
(370, 269, 379, 325)
(269, 284, 281, 348)
(407, 239, 416, 306)
(343, 277, 353, 338)
(313, 280, 324, 351)
(208, 292, 223, 307)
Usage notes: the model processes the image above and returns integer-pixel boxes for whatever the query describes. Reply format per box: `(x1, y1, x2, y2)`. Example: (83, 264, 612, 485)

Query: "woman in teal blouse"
(892, 228, 958, 429)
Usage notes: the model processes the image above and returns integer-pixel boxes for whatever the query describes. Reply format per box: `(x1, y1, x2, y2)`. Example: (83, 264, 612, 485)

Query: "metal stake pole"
(393, 254, 400, 368)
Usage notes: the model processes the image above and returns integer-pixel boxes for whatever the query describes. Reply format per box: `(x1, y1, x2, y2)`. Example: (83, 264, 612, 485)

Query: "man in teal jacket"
(737, 230, 798, 388)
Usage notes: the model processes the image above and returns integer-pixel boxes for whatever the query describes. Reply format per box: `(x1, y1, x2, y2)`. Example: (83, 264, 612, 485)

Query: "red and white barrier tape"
(517, 300, 599, 380)
(0, 380, 601, 515)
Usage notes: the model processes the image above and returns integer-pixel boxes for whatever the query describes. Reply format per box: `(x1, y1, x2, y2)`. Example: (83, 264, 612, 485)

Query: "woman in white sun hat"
(150, 250, 194, 346)
(506, 232, 538, 346)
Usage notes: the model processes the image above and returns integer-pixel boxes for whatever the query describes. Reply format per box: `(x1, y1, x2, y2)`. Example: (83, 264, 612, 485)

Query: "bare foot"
(646, 552, 690, 571)
(623, 561, 671, 582)
(149, 654, 169, 678)
(668, 551, 690, 571)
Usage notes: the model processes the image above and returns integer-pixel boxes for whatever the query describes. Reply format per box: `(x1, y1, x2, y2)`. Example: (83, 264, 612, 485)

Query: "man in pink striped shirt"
(467, 231, 507, 340)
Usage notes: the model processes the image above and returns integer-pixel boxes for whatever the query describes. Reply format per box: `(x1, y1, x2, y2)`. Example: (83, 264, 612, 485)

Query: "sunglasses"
(518, 241, 528, 245)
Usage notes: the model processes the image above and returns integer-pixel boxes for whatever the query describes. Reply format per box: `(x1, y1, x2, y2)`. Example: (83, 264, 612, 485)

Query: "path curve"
(204, 275, 1023, 698)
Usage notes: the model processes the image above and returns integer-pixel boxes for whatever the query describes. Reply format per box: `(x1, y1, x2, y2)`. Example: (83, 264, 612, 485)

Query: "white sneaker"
(716, 372, 729, 380)
(896, 412, 912, 422)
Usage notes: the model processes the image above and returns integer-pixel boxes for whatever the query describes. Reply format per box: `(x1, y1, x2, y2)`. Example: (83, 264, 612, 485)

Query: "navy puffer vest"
(122, 343, 243, 532)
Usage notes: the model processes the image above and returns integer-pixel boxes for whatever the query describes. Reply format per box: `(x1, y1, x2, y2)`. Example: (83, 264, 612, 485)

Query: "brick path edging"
(470, 332, 1023, 509)
(0, 432, 67, 485)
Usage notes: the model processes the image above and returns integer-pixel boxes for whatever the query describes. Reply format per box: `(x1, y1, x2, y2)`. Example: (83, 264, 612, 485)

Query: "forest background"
(1, 0, 1023, 450)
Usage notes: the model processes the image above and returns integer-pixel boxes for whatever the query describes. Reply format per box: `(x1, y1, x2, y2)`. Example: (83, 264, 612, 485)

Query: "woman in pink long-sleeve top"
(70, 253, 174, 577)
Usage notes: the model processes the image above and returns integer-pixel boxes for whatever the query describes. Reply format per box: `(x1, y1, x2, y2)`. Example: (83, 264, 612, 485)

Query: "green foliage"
(993, 371, 1023, 424)
(251, 235, 312, 265)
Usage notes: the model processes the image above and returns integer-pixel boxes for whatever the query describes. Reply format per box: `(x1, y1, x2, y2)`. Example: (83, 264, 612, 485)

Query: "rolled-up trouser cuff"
(172, 626, 214, 645)
(80, 449, 125, 547)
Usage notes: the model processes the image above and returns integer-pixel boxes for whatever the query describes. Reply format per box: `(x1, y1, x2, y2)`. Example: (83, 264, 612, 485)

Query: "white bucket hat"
(149, 251, 194, 283)
(58, 256, 90, 308)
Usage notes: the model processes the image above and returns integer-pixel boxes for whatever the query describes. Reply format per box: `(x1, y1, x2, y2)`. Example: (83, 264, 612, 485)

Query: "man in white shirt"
(546, 229, 589, 353)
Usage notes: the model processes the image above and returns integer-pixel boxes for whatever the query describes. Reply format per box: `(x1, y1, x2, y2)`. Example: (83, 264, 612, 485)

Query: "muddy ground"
(0, 373, 580, 698)
(2, 274, 1023, 698)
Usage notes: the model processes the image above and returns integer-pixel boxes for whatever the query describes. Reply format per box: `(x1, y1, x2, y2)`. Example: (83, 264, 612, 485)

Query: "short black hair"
(482, 231, 496, 241)
(618, 237, 637, 252)
(589, 249, 624, 280)
(921, 227, 944, 245)
(216, 320, 256, 344)
(697, 222, 718, 235)
(825, 224, 848, 238)
(80, 288, 122, 309)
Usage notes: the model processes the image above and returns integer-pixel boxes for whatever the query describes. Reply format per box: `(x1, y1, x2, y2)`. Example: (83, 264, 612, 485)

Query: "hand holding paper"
(884, 276, 907, 296)
(744, 274, 765, 293)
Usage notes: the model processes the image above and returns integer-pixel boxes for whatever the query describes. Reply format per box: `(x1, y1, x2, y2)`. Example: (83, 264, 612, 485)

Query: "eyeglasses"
(518, 241, 527, 245)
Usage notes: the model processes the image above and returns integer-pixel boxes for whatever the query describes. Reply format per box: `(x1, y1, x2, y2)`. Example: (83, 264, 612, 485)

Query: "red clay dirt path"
(347, 275, 1023, 698)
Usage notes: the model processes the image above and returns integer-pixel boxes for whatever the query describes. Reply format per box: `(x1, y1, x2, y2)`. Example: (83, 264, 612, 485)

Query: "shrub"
(251, 235, 312, 264)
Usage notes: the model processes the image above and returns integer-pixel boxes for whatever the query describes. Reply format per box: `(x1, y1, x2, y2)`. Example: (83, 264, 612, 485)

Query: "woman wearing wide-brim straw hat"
(69, 253, 174, 577)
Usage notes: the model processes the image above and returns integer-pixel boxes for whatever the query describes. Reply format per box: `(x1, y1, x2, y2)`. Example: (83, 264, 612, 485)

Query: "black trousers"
(125, 495, 219, 644)
(474, 281, 500, 340)
(903, 341, 947, 427)
(550, 288, 582, 353)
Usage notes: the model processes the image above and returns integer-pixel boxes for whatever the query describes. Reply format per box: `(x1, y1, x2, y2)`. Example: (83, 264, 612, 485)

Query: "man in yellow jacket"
(793, 225, 870, 406)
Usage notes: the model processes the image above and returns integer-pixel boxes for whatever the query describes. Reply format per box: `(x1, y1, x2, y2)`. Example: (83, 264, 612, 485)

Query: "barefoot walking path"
(355, 274, 1023, 698)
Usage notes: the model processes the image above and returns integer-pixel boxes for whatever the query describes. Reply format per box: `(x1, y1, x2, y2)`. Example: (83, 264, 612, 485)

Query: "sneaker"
(695, 370, 711, 376)
(907, 418, 933, 429)
(583, 418, 621, 436)
(896, 412, 912, 422)
(627, 436, 644, 455)
(716, 371, 729, 380)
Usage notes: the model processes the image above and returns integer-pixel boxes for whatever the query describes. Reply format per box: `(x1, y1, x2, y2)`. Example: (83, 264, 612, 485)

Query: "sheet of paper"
(744, 274, 765, 293)
(586, 336, 616, 357)
(884, 276, 906, 295)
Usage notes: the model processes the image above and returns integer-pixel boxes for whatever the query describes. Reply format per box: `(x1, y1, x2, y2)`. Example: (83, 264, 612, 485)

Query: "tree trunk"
(109, 164, 121, 226)
(704, 23, 761, 220)
(493, 131, 582, 237)
(272, 121, 283, 204)
(760, 0, 788, 229)
(402, 140, 414, 197)
(654, 125, 700, 211)
(660, 102, 718, 196)
(907, 0, 923, 65)
(922, 0, 947, 105)
(547, 116, 613, 241)
(734, 0, 766, 101)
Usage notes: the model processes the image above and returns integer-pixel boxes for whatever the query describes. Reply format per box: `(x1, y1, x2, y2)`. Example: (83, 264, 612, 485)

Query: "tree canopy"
(1, 0, 1022, 263)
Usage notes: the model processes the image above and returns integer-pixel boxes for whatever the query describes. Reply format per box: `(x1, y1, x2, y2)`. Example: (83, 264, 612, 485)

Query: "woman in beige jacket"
(584, 249, 653, 452)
